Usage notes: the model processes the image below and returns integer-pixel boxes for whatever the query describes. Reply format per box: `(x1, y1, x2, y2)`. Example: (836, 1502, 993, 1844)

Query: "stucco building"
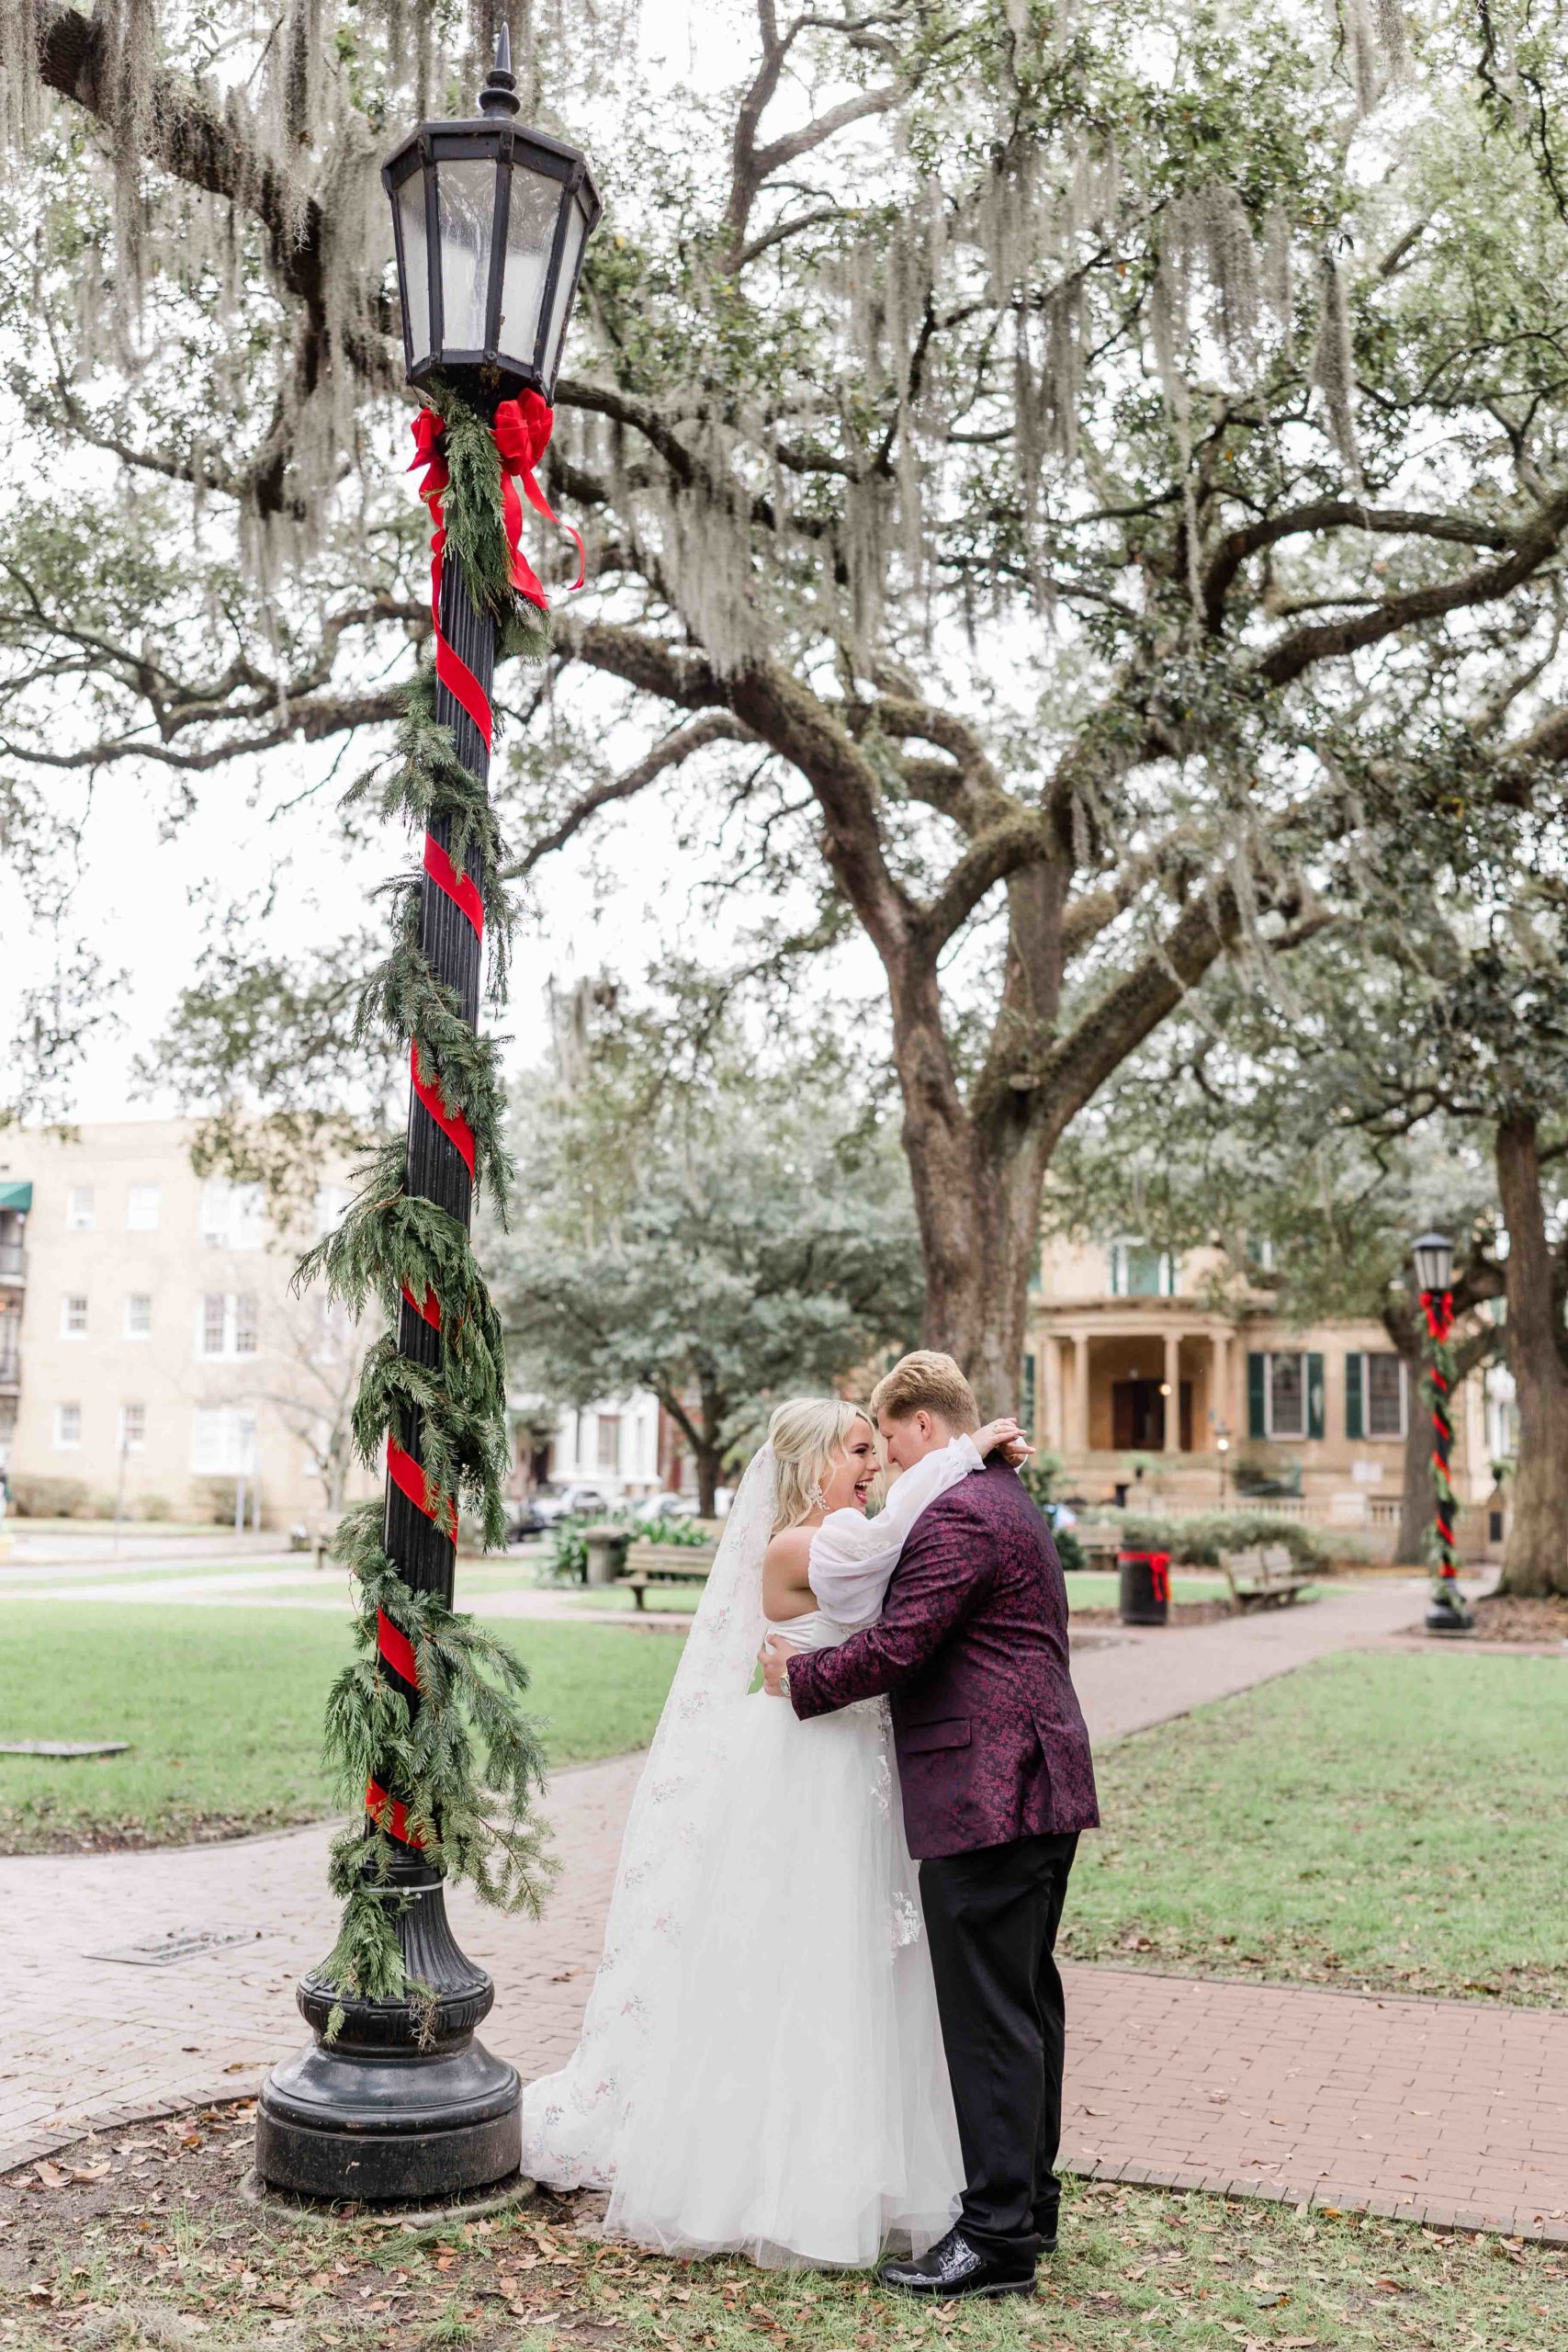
(0, 1120, 374, 1528)
(1023, 1233, 1511, 1543)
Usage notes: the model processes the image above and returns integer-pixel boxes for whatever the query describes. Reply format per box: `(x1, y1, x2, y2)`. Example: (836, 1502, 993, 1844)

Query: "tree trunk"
(1393, 1370, 1435, 1567)
(1495, 1113, 1568, 1597)
(694, 1445, 724, 1519)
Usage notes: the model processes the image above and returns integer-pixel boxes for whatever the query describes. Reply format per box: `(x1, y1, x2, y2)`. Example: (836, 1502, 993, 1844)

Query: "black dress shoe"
(878, 2227, 1036, 2300)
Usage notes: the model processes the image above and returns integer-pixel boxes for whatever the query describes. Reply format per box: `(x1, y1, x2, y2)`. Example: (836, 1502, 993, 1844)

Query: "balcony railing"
(0, 1346, 19, 1389)
(0, 1245, 25, 1283)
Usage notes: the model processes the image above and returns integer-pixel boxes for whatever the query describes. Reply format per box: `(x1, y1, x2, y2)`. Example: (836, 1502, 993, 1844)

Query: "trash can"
(582, 1524, 632, 1587)
(1118, 1548, 1171, 1626)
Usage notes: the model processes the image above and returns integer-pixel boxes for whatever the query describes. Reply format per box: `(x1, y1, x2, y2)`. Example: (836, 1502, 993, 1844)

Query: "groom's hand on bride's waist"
(759, 1634, 793, 1698)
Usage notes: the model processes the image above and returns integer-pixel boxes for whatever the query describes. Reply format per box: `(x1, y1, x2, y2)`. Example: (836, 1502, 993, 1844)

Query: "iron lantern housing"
(1412, 1230, 1456, 1295)
(381, 28, 603, 404)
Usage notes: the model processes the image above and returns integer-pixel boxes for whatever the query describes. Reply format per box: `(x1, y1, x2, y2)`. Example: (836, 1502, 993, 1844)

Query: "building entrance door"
(1111, 1379, 1193, 1450)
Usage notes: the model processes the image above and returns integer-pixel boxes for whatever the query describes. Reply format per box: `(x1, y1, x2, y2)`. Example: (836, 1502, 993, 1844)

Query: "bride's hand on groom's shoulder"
(976, 1417, 1033, 1467)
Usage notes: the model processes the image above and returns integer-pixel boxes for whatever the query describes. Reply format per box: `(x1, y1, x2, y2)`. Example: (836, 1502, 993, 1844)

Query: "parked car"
(633, 1491, 700, 1524)
(506, 1497, 552, 1544)
(530, 1483, 612, 1527)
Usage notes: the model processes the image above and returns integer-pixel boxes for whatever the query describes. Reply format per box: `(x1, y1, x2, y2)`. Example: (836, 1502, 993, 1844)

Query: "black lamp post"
(1412, 1229, 1472, 1636)
(255, 33, 599, 2206)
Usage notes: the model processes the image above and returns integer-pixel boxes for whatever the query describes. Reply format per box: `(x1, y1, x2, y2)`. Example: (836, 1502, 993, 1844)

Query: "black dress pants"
(918, 1830, 1078, 2261)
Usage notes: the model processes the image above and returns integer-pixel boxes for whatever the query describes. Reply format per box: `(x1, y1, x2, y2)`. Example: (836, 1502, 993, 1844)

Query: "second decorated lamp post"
(1412, 1229, 1473, 1637)
(255, 32, 600, 2204)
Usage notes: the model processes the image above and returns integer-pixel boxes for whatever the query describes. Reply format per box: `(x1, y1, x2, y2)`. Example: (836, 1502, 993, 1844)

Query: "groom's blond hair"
(870, 1351, 980, 1433)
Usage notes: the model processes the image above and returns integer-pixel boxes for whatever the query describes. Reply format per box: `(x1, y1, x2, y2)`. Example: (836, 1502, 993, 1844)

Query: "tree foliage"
(491, 979, 924, 1508)
(12, 0, 1568, 1405)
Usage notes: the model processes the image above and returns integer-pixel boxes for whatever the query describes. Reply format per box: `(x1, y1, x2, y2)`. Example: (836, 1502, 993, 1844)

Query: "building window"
(1109, 1241, 1174, 1297)
(1347, 1351, 1408, 1441)
(1248, 1351, 1325, 1442)
(54, 1401, 82, 1449)
(197, 1290, 260, 1359)
(126, 1185, 161, 1233)
(66, 1186, 95, 1231)
(200, 1180, 265, 1251)
(118, 1402, 147, 1453)
(126, 1294, 152, 1339)
(1269, 1351, 1305, 1437)
(61, 1295, 88, 1339)
(191, 1405, 257, 1475)
(596, 1412, 622, 1474)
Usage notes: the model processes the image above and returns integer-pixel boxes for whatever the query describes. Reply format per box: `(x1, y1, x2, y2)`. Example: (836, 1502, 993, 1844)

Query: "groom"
(761, 1350, 1098, 2300)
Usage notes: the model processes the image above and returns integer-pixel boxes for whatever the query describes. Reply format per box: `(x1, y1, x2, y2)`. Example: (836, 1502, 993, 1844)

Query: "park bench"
(1218, 1544, 1314, 1611)
(615, 1536, 718, 1611)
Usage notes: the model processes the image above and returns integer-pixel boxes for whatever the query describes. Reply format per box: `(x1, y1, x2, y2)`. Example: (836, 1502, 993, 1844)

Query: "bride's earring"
(807, 1480, 828, 1512)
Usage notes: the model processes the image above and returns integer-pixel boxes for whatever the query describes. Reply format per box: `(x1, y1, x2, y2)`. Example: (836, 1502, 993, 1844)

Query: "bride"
(521, 1394, 1024, 2267)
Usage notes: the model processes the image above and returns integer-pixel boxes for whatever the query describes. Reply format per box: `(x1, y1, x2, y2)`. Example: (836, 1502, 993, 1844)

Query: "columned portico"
(1029, 1300, 1242, 1499)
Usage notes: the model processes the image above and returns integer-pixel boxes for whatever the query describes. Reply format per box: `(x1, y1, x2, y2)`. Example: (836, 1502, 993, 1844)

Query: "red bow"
(408, 392, 585, 752)
(491, 391, 587, 608)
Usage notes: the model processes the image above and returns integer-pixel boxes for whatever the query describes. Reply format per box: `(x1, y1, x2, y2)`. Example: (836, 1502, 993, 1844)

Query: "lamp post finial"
(480, 22, 520, 115)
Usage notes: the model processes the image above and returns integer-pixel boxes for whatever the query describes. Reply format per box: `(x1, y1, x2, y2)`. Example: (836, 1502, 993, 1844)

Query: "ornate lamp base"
(1425, 1588, 1474, 1636)
(256, 1866, 521, 2204)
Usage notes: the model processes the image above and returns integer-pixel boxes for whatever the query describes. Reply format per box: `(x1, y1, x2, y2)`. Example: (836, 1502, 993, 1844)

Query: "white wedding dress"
(520, 1437, 979, 2267)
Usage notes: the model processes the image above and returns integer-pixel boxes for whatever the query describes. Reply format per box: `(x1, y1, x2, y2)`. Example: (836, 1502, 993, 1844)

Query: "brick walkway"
(8, 1576, 1561, 2243)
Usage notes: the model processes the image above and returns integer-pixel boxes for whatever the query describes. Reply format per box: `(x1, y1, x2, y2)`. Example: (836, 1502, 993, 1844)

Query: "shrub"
(136, 1493, 174, 1521)
(6, 1474, 88, 1519)
(193, 1476, 242, 1526)
(537, 1515, 588, 1585)
(1116, 1511, 1336, 1568)
(641, 1517, 713, 1548)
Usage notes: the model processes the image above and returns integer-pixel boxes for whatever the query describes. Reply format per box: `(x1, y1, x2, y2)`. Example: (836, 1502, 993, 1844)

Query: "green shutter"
(1307, 1351, 1326, 1441)
(1021, 1351, 1037, 1436)
(1346, 1351, 1364, 1441)
(1247, 1351, 1268, 1441)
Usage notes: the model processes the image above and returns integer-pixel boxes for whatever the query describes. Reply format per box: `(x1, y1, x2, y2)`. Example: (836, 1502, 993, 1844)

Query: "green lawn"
(1065, 1650, 1568, 2004)
(0, 1602, 682, 1852)
(1066, 1571, 1234, 1608)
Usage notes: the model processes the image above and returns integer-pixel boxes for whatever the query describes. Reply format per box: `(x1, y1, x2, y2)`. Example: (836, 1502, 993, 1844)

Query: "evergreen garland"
(299, 384, 557, 2027)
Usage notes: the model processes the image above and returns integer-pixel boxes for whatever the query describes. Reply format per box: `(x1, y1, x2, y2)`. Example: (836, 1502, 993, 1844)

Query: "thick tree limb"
(1256, 488, 1568, 688)
(1202, 499, 1513, 628)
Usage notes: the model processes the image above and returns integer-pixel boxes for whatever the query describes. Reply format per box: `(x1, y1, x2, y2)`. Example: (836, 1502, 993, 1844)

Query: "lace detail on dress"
(890, 1889, 923, 1950)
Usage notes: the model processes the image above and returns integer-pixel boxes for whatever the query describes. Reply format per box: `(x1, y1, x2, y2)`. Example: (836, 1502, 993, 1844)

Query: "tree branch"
(503, 712, 758, 879)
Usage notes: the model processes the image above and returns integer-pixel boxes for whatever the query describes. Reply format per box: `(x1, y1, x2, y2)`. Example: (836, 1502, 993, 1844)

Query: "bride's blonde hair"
(768, 1396, 872, 1533)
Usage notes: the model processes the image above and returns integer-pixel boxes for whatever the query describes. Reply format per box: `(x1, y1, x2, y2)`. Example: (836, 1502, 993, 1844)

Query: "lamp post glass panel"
(254, 33, 599, 2206)
(1412, 1230, 1472, 1636)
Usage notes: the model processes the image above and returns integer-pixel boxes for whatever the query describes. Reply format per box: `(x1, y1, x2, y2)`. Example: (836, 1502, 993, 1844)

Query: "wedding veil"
(521, 1442, 780, 2187)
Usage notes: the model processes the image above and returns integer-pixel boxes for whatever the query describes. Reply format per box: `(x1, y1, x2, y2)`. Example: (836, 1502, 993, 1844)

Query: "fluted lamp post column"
(254, 29, 600, 2204)
(1413, 1229, 1473, 1637)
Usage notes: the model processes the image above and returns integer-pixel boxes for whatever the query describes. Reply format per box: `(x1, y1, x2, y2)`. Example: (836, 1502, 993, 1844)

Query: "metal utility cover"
(85, 1928, 260, 1967)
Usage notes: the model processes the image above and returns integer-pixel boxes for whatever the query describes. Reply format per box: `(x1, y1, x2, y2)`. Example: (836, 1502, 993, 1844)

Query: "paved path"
(7, 1574, 1561, 2243)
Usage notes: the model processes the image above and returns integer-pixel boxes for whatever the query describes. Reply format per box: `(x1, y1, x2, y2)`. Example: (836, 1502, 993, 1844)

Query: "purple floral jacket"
(786, 1457, 1099, 1860)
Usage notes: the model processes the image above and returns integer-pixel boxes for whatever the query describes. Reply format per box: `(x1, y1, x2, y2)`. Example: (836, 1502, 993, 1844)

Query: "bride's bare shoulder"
(764, 1524, 814, 1577)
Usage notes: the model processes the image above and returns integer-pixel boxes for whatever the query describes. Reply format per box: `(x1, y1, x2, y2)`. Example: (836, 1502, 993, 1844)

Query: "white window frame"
(125, 1293, 152, 1340)
(197, 1291, 260, 1360)
(1363, 1351, 1409, 1442)
(118, 1401, 147, 1453)
(54, 1400, 83, 1450)
(66, 1186, 95, 1232)
(60, 1294, 88, 1340)
(1108, 1240, 1175, 1298)
(126, 1184, 161, 1233)
(199, 1180, 266, 1252)
(190, 1405, 257, 1476)
(1264, 1350, 1308, 1441)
